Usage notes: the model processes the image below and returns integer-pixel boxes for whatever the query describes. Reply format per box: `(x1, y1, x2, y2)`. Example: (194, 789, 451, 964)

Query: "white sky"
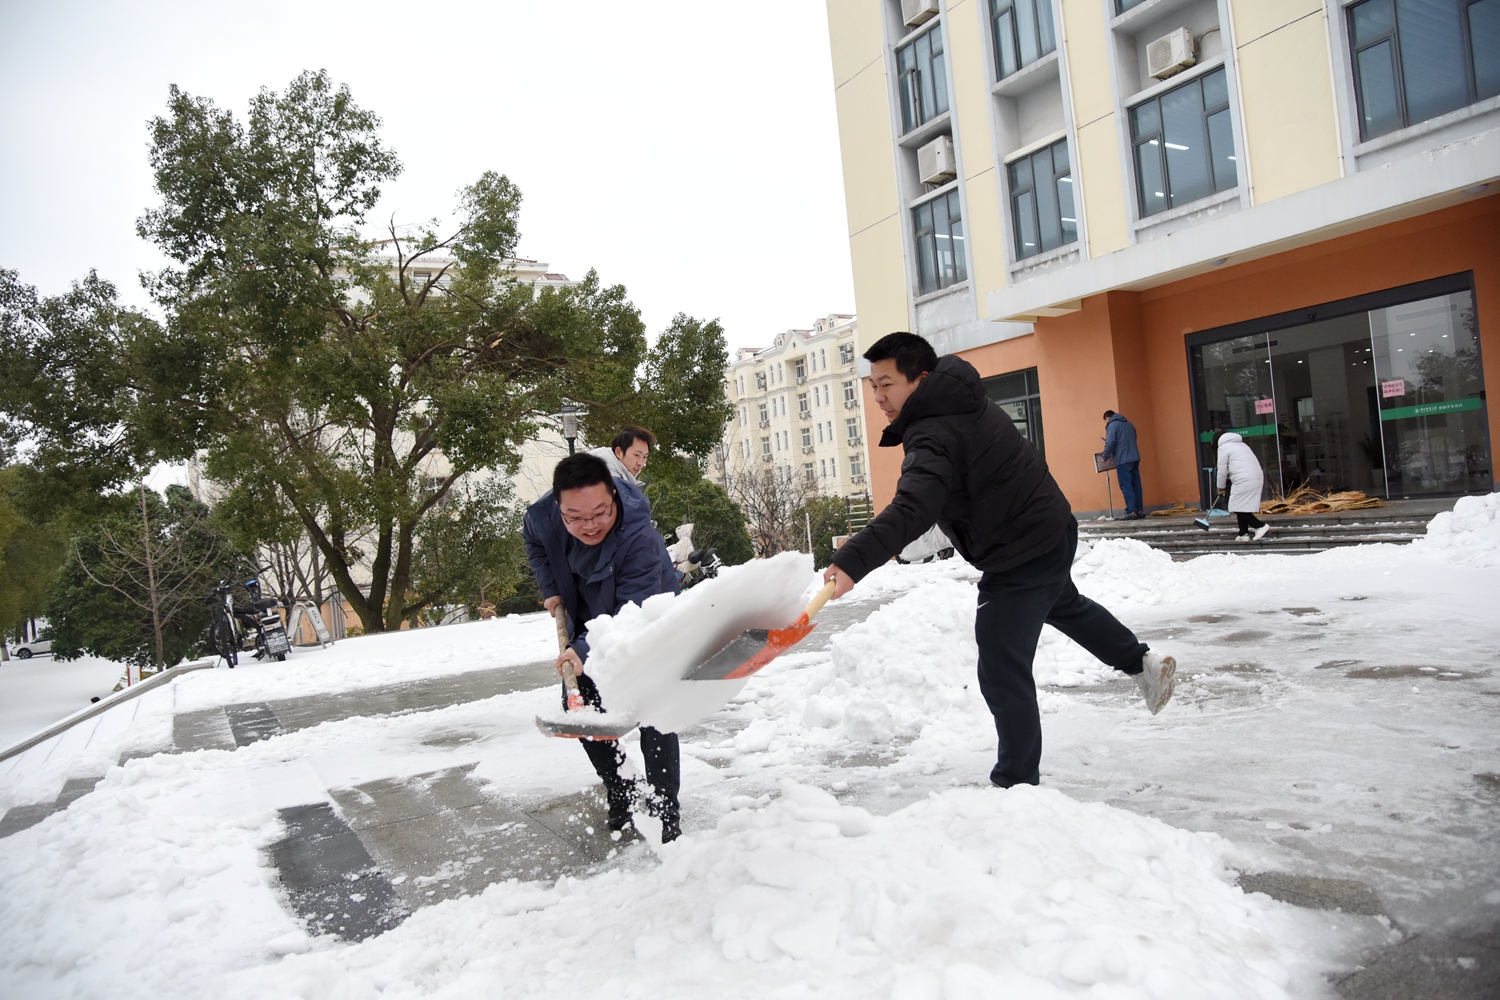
(0, 1, 855, 353)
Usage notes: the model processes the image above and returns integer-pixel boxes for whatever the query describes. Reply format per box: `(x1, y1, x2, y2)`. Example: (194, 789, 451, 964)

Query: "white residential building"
(719, 314, 872, 498)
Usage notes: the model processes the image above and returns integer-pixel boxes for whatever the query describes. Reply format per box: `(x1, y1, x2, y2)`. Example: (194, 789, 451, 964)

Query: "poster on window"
(1381, 379, 1407, 398)
(1254, 398, 1274, 415)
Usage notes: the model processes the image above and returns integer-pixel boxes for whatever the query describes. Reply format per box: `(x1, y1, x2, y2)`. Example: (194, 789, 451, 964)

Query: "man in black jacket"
(824, 333, 1175, 789)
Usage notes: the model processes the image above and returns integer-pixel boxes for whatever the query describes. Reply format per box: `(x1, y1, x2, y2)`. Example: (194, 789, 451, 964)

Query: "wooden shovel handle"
(553, 605, 584, 710)
(803, 580, 838, 622)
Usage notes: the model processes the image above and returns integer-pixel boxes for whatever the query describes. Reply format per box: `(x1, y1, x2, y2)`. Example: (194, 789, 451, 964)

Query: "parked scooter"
(207, 575, 292, 666)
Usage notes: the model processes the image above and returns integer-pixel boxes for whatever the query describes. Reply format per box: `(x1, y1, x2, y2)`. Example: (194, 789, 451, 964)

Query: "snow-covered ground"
(0, 653, 123, 748)
(1, 494, 1497, 999)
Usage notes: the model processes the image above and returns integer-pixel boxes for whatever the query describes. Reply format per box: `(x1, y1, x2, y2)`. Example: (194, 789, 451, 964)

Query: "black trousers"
(976, 518, 1147, 788)
(568, 673, 680, 813)
(1235, 511, 1267, 533)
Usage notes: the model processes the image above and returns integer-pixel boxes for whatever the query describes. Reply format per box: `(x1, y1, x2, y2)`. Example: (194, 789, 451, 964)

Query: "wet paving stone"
(1238, 872, 1385, 915)
(269, 802, 407, 941)
(224, 702, 286, 746)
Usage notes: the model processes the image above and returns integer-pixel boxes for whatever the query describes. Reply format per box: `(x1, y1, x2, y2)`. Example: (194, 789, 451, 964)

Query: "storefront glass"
(1189, 281, 1490, 501)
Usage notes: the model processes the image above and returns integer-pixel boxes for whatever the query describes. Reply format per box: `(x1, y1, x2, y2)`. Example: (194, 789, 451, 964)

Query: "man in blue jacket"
(1102, 410, 1144, 520)
(522, 452, 682, 840)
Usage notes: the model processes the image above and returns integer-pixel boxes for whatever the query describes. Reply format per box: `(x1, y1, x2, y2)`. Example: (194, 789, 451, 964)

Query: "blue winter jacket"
(1103, 413, 1141, 466)
(522, 477, 678, 663)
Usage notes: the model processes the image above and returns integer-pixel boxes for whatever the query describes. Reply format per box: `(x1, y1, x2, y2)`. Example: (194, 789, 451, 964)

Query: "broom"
(1193, 492, 1224, 531)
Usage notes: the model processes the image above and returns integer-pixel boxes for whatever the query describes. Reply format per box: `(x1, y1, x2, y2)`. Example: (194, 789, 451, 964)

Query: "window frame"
(912, 188, 968, 295)
(1347, 0, 1499, 143)
(1128, 66, 1238, 219)
(1008, 137, 1077, 260)
(990, 0, 1057, 82)
(896, 22, 951, 135)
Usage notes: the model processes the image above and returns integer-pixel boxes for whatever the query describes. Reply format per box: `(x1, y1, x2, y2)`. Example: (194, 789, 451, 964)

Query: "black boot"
(605, 779, 635, 832)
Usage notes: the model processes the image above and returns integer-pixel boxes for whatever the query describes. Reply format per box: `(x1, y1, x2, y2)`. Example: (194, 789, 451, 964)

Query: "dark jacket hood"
(880, 355, 987, 447)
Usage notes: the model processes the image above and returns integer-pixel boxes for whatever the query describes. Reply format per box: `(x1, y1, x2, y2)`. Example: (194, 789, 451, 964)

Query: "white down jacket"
(1215, 433, 1266, 513)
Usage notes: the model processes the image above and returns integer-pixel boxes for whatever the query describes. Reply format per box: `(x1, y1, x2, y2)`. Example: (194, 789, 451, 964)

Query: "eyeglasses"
(559, 498, 616, 529)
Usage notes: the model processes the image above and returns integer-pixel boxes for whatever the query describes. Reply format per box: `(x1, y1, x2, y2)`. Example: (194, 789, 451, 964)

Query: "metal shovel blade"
(534, 714, 635, 739)
(684, 621, 819, 681)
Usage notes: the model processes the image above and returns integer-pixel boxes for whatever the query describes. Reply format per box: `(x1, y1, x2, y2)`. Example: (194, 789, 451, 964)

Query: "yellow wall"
(945, 0, 1009, 311)
(1231, 0, 1343, 204)
(827, 0, 910, 349)
(1060, 0, 1129, 255)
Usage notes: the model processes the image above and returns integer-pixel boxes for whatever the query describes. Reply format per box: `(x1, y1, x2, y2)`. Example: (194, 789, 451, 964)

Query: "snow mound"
(225, 782, 1334, 999)
(1072, 536, 1187, 606)
(555, 552, 815, 733)
(1414, 492, 1500, 568)
(846, 554, 980, 599)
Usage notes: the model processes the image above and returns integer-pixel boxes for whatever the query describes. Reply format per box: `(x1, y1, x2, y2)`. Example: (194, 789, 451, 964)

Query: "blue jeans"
(1116, 462, 1143, 514)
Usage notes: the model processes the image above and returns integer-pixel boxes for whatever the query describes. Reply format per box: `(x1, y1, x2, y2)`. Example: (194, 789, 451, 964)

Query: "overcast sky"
(0, 1, 856, 353)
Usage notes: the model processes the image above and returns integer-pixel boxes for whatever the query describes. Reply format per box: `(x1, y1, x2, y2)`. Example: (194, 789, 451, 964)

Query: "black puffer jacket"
(831, 355, 1073, 581)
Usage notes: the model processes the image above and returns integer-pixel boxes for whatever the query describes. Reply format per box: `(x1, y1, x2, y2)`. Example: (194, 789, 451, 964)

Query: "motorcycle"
(208, 575, 292, 666)
(677, 546, 721, 590)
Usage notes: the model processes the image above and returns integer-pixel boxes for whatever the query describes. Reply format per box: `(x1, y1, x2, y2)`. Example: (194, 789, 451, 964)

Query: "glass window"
(1008, 138, 1076, 259)
(991, 0, 1056, 81)
(1129, 68, 1237, 217)
(981, 367, 1045, 457)
(896, 24, 950, 134)
(912, 189, 968, 294)
(840, 343, 855, 365)
(801, 426, 812, 447)
(1348, 0, 1498, 141)
(798, 392, 810, 415)
(846, 417, 860, 441)
(843, 381, 856, 405)
(1117, 0, 1150, 11)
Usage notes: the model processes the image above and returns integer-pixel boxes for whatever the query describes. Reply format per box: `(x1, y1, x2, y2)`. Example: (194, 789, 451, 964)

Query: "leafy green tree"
(47, 485, 243, 668)
(123, 70, 729, 633)
(0, 467, 67, 643)
(645, 469, 754, 567)
(797, 494, 851, 569)
(409, 478, 535, 623)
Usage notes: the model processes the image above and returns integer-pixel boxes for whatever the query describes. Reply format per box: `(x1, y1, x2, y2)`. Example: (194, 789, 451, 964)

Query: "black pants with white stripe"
(975, 517, 1147, 789)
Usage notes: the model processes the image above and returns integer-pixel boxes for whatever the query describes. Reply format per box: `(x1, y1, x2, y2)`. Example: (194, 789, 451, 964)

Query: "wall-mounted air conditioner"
(1146, 28, 1196, 80)
(902, 0, 940, 28)
(918, 134, 957, 185)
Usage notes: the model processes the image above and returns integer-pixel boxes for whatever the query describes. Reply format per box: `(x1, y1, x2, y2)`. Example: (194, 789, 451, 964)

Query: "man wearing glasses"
(522, 451, 683, 840)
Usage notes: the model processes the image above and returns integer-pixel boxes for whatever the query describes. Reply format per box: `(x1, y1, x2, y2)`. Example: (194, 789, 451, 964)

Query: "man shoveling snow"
(823, 333, 1176, 789)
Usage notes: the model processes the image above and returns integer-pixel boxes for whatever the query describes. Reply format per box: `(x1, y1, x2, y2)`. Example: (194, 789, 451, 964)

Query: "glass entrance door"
(1371, 291, 1490, 495)
(1189, 280, 1490, 503)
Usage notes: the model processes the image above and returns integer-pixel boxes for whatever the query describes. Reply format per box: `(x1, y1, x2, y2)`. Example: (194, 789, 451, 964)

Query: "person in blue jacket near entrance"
(522, 452, 682, 841)
(1102, 410, 1144, 519)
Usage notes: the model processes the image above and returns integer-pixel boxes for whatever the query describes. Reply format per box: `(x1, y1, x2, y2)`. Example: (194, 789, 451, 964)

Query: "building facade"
(719, 314, 874, 497)
(826, 0, 1498, 514)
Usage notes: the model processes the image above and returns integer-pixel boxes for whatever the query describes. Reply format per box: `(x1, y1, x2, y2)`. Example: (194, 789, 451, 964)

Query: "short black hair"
(611, 425, 656, 454)
(1103, 410, 1116, 420)
(864, 332, 937, 382)
(553, 452, 614, 497)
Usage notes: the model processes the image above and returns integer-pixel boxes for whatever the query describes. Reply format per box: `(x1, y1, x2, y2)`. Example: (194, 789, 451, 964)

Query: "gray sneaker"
(1136, 653, 1177, 714)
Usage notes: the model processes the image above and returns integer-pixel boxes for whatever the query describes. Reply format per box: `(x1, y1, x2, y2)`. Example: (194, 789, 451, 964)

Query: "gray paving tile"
(54, 776, 104, 809)
(1238, 872, 1385, 915)
(328, 764, 485, 830)
(172, 707, 236, 752)
(0, 803, 56, 838)
(224, 702, 285, 746)
(269, 802, 408, 942)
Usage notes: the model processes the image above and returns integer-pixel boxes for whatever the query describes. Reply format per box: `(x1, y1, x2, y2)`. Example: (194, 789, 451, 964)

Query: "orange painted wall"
(865, 194, 1500, 514)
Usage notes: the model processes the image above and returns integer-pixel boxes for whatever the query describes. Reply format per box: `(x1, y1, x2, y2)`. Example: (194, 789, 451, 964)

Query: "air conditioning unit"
(902, 0, 940, 28)
(759, 419, 770, 428)
(848, 437, 864, 447)
(761, 454, 773, 463)
(918, 135, 957, 185)
(796, 375, 807, 385)
(844, 400, 858, 409)
(1146, 28, 1196, 80)
(851, 474, 867, 484)
(802, 446, 816, 455)
(800, 410, 812, 420)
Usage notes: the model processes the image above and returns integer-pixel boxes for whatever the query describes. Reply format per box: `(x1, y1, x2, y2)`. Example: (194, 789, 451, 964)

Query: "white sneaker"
(1136, 653, 1176, 715)
(1234, 533, 1250, 542)
(1253, 524, 1270, 541)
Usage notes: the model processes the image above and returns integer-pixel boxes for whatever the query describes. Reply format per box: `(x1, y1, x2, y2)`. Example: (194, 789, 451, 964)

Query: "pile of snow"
(1415, 492, 1500, 568)
(544, 552, 814, 733)
(222, 781, 1336, 999)
(1072, 536, 1188, 606)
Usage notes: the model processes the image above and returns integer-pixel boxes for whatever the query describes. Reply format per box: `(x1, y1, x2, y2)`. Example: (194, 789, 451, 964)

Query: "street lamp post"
(553, 402, 585, 455)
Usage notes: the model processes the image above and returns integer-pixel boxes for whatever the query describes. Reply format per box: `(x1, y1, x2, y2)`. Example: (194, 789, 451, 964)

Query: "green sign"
(1380, 398, 1484, 421)
(1198, 423, 1279, 443)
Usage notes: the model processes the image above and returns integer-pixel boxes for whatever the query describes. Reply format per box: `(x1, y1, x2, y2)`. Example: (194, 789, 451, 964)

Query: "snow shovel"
(533, 605, 627, 741)
(684, 579, 837, 681)
(1193, 493, 1224, 530)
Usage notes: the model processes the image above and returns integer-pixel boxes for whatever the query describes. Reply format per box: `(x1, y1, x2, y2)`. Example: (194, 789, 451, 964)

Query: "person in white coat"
(1216, 432, 1270, 541)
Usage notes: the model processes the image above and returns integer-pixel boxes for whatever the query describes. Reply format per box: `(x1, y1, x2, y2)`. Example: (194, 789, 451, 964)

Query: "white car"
(10, 638, 52, 659)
